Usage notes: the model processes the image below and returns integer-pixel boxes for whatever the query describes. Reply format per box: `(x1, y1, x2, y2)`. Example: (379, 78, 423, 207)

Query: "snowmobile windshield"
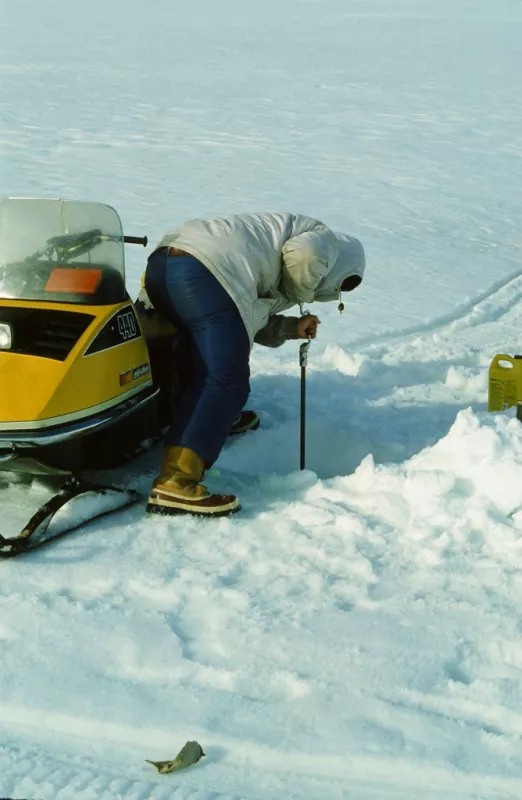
(0, 198, 126, 305)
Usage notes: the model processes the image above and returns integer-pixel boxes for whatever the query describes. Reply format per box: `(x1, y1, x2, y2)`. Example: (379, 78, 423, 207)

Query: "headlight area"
(0, 322, 12, 350)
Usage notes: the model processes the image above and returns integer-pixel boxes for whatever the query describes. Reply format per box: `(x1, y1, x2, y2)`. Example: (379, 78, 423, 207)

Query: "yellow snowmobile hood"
(0, 299, 152, 430)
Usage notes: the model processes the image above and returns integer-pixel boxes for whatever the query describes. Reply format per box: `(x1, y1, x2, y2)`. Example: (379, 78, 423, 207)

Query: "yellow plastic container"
(488, 354, 522, 412)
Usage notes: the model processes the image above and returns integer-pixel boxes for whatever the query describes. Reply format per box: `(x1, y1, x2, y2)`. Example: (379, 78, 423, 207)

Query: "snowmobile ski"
(0, 477, 139, 559)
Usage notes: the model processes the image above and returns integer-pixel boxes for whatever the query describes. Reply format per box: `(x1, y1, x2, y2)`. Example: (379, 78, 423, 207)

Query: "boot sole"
(146, 497, 241, 518)
(229, 419, 260, 436)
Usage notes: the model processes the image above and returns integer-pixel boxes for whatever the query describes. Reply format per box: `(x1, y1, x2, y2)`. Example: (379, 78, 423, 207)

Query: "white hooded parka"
(155, 211, 365, 345)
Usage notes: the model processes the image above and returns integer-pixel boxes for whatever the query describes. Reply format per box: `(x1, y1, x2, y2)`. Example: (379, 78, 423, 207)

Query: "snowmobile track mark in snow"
(350, 269, 522, 350)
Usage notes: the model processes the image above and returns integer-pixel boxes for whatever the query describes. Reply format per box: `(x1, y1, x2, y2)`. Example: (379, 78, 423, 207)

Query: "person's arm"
(254, 315, 301, 348)
(254, 314, 320, 348)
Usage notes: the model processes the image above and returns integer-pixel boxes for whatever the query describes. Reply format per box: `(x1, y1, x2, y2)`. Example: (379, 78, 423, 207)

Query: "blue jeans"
(145, 250, 251, 466)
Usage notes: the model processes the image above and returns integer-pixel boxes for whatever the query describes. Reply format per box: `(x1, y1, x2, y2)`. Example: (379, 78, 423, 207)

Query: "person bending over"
(142, 211, 366, 517)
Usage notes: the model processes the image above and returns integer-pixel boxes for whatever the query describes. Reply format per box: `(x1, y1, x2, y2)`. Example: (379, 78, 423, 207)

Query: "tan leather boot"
(147, 445, 240, 516)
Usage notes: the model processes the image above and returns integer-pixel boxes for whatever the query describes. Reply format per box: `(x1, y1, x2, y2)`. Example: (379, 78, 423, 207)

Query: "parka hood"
(314, 233, 365, 302)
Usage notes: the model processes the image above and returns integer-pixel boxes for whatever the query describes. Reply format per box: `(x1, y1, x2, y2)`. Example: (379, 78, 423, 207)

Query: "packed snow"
(1, 0, 522, 797)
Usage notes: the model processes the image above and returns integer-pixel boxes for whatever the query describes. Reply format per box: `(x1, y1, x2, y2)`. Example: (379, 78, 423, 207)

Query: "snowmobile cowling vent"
(0, 306, 94, 361)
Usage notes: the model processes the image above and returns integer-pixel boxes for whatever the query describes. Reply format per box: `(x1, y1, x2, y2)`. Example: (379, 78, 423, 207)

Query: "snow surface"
(2, 0, 522, 797)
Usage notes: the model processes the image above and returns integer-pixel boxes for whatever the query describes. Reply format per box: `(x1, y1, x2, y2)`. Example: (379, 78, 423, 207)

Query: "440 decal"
(85, 307, 141, 356)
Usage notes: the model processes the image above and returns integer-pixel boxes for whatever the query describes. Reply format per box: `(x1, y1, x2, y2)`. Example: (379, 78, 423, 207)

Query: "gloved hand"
(134, 287, 177, 338)
(296, 314, 320, 339)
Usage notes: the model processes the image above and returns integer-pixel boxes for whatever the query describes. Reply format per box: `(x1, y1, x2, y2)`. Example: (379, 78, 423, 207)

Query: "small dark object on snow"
(146, 740, 205, 774)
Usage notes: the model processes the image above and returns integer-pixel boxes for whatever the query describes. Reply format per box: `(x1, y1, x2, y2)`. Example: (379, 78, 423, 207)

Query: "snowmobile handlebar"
(124, 235, 148, 247)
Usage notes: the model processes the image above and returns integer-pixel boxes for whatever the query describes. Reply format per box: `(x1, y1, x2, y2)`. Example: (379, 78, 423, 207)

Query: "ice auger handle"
(124, 235, 148, 247)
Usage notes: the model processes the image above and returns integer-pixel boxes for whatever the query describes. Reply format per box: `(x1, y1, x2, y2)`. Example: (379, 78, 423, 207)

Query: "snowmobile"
(0, 197, 188, 557)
